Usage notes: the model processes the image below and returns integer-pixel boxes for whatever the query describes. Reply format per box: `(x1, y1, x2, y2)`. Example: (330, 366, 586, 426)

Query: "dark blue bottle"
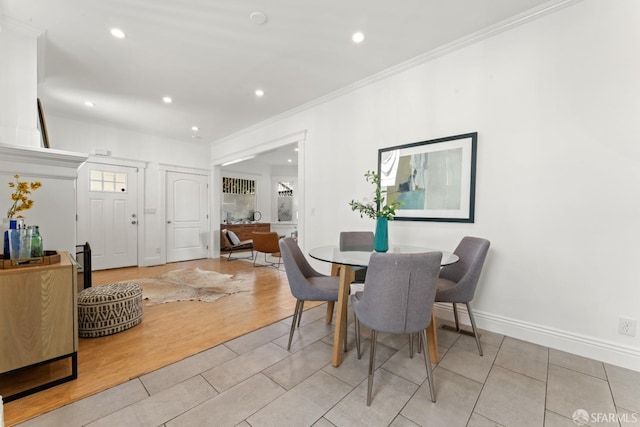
(3, 219, 17, 258)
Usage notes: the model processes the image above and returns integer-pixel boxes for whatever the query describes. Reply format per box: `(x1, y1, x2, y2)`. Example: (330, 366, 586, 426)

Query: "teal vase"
(374, 217, 389, 252)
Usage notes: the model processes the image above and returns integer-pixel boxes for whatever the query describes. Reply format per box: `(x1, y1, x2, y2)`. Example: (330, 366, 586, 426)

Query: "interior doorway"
(212, 131, 306, 255)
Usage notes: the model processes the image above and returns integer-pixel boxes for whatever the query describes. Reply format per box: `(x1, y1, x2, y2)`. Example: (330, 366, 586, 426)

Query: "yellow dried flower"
(7, 174, 42, 219)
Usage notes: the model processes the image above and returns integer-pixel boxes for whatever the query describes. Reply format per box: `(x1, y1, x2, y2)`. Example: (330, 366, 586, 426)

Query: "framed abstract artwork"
(378, 132, 477, 222)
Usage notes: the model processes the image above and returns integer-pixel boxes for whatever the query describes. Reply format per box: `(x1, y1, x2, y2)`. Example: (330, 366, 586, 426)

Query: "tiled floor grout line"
(462, 333, 503, 427)
(544, 346, 551, 427)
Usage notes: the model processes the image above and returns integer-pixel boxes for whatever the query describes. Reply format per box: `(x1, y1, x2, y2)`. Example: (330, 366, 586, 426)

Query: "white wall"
(0, 145, 87, 255)
(46, 114, 210, 169)
(0, 23, 87, 255)
(47, 114, 211, 266)
(211, 0, 640, 370)
(0, 19, 40, 147)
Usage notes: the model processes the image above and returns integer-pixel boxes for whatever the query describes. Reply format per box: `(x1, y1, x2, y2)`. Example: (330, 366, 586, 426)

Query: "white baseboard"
(434, 303, 640, 372)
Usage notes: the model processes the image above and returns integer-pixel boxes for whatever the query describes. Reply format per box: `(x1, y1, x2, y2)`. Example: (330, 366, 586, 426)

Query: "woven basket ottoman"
(78, 282, 143, 338)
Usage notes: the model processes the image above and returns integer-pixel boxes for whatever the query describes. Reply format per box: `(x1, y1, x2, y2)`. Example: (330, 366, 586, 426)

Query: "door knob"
(167, 220, 172, 224)
(131, 220, 138, 225)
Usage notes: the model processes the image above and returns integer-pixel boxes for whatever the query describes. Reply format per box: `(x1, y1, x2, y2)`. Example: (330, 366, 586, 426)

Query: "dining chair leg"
(343, 311, 348, 353)
(409, 333, 414, 358)
(466, 302, 483, 356)
(417, 332, 422, 354)
(421, 329, 436, 403)
(325, 301, 334, 324)
(452, 302, 460, 331)
(355, 318, 362, 359)
(297, 301, 304, 327)
(287, 300, 303, 351)
(367, 330, 378, 406)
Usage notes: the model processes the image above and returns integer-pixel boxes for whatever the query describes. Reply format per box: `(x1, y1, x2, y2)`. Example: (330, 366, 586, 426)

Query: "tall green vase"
(374, 217, 389, 252)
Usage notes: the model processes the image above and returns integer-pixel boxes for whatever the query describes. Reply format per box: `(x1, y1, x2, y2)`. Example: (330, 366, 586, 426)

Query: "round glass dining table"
(309, 245, 459, 268)
(309, 245, 459, 367)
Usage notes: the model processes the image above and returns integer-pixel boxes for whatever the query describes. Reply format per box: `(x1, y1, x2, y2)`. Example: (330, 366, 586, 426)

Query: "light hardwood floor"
(3, 256, 313, 426)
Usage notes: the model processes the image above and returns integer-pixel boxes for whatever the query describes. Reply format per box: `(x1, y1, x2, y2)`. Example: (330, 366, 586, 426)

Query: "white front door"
(77, 163, 138, 270)
(166, 171, 209, 262)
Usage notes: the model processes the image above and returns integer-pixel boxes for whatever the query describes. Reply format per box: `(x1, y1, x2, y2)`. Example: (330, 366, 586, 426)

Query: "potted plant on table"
(349, 170, 402, 252)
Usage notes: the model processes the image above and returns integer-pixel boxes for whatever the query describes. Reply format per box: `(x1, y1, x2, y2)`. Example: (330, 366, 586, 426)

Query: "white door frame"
(211, 130, 307, 257)
(79, 155, 146, 267)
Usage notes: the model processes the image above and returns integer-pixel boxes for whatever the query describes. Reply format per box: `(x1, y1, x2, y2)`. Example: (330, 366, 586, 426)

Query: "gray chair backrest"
(354, 252, 442, 334)
(339, 231, 374, 251)
(439, 236, 490, 302)
(279, 237, 327, 300)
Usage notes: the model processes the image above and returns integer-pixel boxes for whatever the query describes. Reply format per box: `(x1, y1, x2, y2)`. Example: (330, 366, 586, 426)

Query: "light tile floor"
(16, 304, 640, 427)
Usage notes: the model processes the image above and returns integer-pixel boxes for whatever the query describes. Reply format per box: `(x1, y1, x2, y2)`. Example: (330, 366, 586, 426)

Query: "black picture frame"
(378, 132, 477, 222)
(37, 98, 50, 148)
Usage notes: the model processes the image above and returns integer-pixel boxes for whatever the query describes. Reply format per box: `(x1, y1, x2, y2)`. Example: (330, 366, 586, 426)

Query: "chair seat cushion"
(226, 239, 253, 249)
(303, 276, 340, 300)
(435, 277, 460, 302)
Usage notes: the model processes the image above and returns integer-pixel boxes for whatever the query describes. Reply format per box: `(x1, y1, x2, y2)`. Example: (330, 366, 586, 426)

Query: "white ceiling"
(2, 0, 555, 145)
(253, 144, 299, 167)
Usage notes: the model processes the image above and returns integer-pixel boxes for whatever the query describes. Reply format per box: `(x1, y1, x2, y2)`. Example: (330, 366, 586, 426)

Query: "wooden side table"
(0, 252, 78, 402)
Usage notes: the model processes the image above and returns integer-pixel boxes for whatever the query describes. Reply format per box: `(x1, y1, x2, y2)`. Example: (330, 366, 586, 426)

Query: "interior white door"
(77, 163, 138, 270)
(166, 171, 209, 262)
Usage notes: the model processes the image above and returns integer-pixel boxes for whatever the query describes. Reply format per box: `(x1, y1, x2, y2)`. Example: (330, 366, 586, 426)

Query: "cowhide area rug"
(131, 268, 253, 306)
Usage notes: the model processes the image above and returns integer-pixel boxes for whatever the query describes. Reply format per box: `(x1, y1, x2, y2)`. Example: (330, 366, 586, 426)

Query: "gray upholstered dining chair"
(339, 231, 374, 283)
(351, 251, 442, 406)
(436, 236, 490, 356)
(339, 231, 375, 251)
(279, 237, 346, 351)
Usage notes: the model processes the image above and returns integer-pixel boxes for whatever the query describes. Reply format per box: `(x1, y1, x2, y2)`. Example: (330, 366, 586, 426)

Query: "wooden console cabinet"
(220, 223, 270, 248)
(0, 252, 78, 401)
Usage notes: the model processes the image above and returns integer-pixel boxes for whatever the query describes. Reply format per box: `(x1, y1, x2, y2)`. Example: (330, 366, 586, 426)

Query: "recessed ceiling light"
(84, 101, 95, 107)
(255, 89, 264, 97)
(294, 147, 299, 152)
(287, 159, 292, 163)
(352, 32, 365, 44)
(162, 96, 172, 104)
(191, 126, 199, 131)
(249, 11, 268, 25)
(110, 28, 126, 39)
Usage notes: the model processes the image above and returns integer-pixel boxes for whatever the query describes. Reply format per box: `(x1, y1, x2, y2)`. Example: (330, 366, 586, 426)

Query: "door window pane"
(90, 169, 128, 193)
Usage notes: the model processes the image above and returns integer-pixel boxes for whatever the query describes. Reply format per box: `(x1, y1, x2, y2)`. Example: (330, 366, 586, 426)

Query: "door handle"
(131, 220, 137, 225)
(167, 220, 172, 224)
